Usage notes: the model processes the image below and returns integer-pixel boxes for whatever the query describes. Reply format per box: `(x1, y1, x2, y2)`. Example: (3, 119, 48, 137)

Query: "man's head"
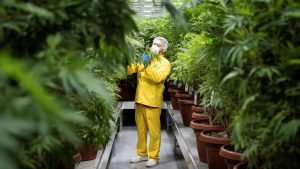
(152, 37, 168, 54)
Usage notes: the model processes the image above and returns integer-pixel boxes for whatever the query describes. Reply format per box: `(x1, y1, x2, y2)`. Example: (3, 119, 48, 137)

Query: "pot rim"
(168, 88, 180, 93)
(191, 105, 204, 113)
(219, 144, 246, 161)
(190, 119, 210, 129)
(177, 99, 194, 104)
(175, 92, 193, 96)
(168, 88, 185, 93)
(190, 121, 224, 130)
(233, 162, 248, 169)
(199, 130, 230, 145)
(192, 112, 209, 120)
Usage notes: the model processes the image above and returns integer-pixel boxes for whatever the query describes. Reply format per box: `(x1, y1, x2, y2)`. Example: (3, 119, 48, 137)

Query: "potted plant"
(219, 144, 246, 169)
(190, 107, 225, 163)
(191, 105, 208, 121)
(171, 31, 213, 127)
(74, 75, 116, 160)
(168, 87, 186, 110)
(0, 0, 139, 168)
(217, 1, 300, 168)
(176, 92, 195, 126)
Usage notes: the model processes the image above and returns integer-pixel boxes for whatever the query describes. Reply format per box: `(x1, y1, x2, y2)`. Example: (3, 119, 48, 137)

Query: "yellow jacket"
(127, 55, 171, 108)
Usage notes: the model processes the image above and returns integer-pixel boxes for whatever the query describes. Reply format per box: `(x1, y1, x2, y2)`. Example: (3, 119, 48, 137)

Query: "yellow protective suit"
(127, 55, 171, 161)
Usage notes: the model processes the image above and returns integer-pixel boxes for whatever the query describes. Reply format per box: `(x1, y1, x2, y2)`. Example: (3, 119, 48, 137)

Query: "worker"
(127, 37, 171, 167)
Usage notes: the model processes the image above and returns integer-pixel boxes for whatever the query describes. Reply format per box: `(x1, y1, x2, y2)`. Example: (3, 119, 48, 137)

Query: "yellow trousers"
(135, 104, 161, 161)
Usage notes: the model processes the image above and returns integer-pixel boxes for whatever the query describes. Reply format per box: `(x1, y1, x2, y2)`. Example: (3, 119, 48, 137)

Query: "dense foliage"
(0, 0, 137, 169)
(1, 0, 299, 169)
(137, 0, 300, 168)
(134, 16, 184, 61)
(219, 1, 300, 168)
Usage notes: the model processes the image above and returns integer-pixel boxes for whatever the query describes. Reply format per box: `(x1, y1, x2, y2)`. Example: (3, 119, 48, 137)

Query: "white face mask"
(150, 45, 160, 56)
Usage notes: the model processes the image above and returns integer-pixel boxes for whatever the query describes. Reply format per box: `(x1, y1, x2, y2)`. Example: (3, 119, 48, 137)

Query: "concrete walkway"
(108, 126, 188, 169)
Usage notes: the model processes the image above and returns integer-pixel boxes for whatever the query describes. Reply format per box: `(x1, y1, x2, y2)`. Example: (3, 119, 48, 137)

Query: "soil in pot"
(219, 144, 246, 169)
(199, 130, 230, 169)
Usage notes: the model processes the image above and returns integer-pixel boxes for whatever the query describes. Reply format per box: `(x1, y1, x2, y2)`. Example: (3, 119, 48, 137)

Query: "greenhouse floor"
(75, 102, 208, 169)
(108, 126, 187, 169)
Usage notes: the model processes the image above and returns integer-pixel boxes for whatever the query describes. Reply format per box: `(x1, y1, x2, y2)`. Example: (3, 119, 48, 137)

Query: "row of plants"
(0, 0, 187, 168)
(135, 0, 299, 168)
(0, 0, 138, 169)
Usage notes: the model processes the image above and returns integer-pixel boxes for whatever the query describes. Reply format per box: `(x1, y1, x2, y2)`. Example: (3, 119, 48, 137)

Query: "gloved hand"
(142, 53, 151, 66)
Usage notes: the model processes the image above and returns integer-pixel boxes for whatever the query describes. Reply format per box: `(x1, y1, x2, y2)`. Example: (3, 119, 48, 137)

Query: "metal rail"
(166, 108, 198, 169)
(83, 101, 207, 169)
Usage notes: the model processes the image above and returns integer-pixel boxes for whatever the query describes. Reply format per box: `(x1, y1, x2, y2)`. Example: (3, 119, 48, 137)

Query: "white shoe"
(130, 155, 148, 163)
(146, 159, 158, 167)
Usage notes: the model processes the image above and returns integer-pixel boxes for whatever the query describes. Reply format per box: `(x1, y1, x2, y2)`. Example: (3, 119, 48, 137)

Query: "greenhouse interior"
(0, 0, 299, 169)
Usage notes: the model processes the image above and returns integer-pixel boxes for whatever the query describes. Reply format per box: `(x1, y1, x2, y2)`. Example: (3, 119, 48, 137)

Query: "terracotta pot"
(219, 144, 245, 169)
(199, 130, 231, 169)
(191, 105, 204, 113)
(190, 120, 224, 163)
(190, 119, 208, 163)
(72, 153, 82, 162)
(177, 99, 194, 126)
(118, 83, 132, 101)
(79, 144, 98, 161)
(168, 88, 185, 110)
(194, 121, 225, 131)
(191, 105, 209, 120)
(233, 162, 247, 169)
(164, 82, 174, 100)
(192, 112, 209, 120)
(175, 93, 194, 100)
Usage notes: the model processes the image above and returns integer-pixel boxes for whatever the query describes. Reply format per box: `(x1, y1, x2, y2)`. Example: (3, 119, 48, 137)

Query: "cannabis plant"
(0, 0, 137, 169)
(218, 0, 300, 168)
